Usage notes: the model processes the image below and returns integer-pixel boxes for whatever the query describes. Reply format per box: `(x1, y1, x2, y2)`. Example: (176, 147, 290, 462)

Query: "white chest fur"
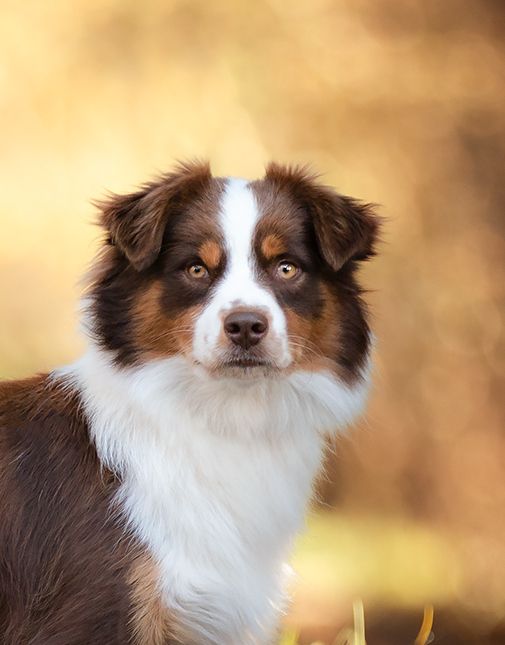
(66, 347, 370, 644)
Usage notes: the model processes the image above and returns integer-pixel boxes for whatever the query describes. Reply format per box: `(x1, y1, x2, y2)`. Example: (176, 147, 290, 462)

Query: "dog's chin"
(196, 355, 282, 380)
(220, 362, 279, 380)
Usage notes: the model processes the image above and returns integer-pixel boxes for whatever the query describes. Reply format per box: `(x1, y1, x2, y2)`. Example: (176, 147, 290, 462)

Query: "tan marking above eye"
(198, 240, 222, 270)
(187, 264, 209, 279)
(276, 261, 299, 280)
(261, 234, 287, 260)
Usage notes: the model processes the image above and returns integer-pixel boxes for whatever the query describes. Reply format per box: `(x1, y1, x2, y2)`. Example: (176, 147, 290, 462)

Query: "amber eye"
(276, 261, 299, 280)
(186, 263, 209, 279)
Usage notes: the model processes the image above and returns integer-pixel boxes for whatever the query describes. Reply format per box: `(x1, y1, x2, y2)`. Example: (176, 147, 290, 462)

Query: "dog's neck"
(66, 343, 371, 457)
(58, 342, 371, 644)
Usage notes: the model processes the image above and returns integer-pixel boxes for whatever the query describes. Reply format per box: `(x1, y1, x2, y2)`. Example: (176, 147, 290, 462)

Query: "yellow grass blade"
(414, 605, 434, 645)
(352, 599, 366, 645)
(279, 628, 299, 645)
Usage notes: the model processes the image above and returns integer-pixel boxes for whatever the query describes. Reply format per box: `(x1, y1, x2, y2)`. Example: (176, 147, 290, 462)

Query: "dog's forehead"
(251, 179, 310, 255)
(166, 175, 309, 263)
(217, 176, 308, 254)
(165, 176, 225, 246)
(217, 178, 259, 259)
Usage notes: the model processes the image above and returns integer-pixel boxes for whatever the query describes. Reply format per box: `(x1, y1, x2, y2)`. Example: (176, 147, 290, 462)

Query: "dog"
(0, 161, 379, 644)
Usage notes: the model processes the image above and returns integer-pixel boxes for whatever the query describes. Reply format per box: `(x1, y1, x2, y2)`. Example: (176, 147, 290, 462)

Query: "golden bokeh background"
(1, 1, 504, 642)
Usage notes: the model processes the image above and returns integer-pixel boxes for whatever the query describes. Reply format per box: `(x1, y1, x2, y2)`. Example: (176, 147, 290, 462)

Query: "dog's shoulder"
(0, 373, 90, 466)
(0, 372, 111, 534)
(0, 374, 143, 643)
(0, 373, 50, 418)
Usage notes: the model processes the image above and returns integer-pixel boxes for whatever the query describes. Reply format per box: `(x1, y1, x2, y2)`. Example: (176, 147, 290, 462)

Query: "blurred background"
(1, 0, 504, 642)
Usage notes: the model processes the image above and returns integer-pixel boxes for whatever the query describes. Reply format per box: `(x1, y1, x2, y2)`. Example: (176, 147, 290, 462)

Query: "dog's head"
(87, 161, 379, 384)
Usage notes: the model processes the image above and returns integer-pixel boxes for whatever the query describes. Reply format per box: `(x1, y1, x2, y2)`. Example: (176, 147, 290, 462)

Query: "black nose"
(223, 311, 269, 349)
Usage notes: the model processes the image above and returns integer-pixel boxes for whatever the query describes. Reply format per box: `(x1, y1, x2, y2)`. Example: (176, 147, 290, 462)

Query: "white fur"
(62, 345, 370, 645)
(193, 178, 291, 370)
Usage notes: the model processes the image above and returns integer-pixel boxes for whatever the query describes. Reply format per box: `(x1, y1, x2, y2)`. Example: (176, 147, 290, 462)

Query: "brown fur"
(260, 234, 287, 260)
(198, 240, 222, 270)
(133, 281, 200, 361)
(129, 554, 173, 645)
(88, 164, 225, 367)
(283, 282, 341, 374)
(0, 375, 156, 643)
(263, 163, 379, 269)
(96, 161, 214, 272)
(251, 165, 378, 383)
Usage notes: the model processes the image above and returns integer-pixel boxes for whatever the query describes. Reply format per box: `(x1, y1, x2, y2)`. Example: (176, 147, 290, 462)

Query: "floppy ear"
(95, 161, 212, 271)
(265, 163, 380, 271)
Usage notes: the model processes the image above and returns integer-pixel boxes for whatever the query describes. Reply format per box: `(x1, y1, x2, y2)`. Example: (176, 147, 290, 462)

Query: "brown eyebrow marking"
(261, 234, 287, 260)
(198, 239, 222, 269)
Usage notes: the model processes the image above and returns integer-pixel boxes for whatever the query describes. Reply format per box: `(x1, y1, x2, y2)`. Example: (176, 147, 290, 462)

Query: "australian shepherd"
(0, 162, 379, 644)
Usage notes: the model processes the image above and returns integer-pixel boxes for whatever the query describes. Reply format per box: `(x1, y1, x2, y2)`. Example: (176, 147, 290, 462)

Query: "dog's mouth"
(198, 352, 280, 378)
(219, 356, 278, 376)
(191, 344, 287, 378)
(224, 357, 270, 368)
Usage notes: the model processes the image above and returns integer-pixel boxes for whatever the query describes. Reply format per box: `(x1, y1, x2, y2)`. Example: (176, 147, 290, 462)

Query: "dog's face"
(88, 162, 378, 383)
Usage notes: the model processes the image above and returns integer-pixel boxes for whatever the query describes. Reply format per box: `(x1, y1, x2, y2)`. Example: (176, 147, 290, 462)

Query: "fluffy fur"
(0, 161, 379, 644)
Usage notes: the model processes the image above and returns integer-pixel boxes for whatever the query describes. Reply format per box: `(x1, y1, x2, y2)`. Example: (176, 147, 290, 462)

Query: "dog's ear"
(265, 163, 380, 271)
(95, 161, 212, 271)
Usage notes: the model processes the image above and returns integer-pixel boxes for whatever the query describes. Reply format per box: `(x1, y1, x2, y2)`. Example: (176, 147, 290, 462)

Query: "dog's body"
(0, 163, 378, 644)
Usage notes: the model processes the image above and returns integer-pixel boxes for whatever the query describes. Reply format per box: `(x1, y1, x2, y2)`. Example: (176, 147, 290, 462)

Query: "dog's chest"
(117, 419, 323, 644)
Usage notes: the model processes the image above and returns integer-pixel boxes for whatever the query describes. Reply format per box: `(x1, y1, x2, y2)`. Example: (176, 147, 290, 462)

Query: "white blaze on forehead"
(220, 177, 258, 274)
(192, 178, 291, 368)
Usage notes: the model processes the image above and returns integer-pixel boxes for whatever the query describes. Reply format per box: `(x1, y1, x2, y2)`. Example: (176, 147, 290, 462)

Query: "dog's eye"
(187, 263, 209, 279)
(276, 261, 299, 280)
